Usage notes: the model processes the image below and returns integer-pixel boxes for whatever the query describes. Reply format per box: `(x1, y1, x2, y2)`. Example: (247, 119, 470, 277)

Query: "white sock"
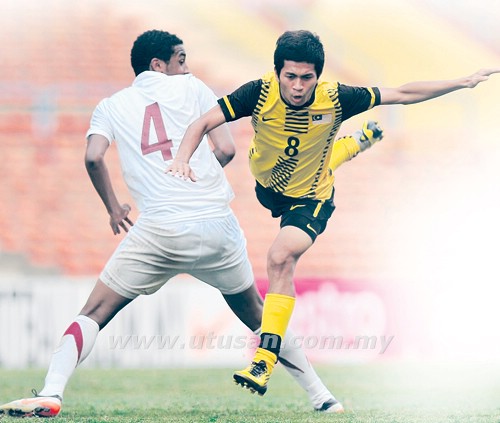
(38, 315, 99, 399)
(254, 327, 337, 408)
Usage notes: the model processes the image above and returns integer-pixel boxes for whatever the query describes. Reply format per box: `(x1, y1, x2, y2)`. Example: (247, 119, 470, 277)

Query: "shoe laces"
(249, 360, 267, 377)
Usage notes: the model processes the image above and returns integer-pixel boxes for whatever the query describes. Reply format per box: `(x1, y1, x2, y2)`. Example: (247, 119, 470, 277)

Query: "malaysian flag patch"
(311, 113, 332, 124)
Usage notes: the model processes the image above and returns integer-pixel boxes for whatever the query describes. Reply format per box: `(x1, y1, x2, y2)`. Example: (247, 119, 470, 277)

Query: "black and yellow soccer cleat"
(233, 360, 271, 396)
(355, 120, 384, 151)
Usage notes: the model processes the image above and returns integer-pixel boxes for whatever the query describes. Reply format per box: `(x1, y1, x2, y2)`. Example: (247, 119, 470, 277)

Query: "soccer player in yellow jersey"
(168, 30, 500, 396)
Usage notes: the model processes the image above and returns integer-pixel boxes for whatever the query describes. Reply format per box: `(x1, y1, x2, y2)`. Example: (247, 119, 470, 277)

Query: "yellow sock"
(254, 293, 295, 368)
(329, 135, 360, 172)
(253, 348, 279, 373)
(262, 293, 296, 337)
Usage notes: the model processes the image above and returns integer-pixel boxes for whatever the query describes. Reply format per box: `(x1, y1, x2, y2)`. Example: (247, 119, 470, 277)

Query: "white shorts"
(100, 213, 254, 299)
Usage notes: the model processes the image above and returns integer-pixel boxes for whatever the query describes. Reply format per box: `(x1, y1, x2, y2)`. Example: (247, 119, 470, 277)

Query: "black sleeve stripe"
(217, 96, 235, 121)
(217, 79, 263, 122)
(338, 84, 381, 121)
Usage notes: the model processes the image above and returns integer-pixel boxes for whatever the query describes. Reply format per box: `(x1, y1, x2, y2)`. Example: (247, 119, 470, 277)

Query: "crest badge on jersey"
(311, 114, 332, 124)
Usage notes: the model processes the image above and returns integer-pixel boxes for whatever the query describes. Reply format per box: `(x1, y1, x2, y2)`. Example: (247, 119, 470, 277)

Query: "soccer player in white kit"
(0, 30, 345, 418)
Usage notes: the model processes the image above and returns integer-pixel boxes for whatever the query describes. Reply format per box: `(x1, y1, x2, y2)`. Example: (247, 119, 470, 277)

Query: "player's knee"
(267, 247, 297, 272)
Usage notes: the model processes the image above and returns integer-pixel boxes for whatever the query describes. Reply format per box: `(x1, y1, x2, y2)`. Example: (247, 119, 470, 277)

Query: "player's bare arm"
(207, 123, 236, 168)
(85, 134, 133, 235)
(379, 67, 500, 105)
(166, 105, 227, 180)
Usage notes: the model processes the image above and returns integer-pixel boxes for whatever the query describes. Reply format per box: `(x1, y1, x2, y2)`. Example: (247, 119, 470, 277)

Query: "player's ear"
(274, 67, 280, 81)
(149, 58, 164, 72)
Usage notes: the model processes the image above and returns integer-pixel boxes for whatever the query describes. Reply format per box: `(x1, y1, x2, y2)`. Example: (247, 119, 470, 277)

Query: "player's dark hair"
(131, 30, 183, 76)
(274, 30, 325, 78)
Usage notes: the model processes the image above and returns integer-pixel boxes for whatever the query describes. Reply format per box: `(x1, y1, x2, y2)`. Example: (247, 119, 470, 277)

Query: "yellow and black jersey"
(217, 71, 380, 201)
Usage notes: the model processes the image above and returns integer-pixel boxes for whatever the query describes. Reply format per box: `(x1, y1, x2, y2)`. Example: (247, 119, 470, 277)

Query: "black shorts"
(255, 182, 336, 242)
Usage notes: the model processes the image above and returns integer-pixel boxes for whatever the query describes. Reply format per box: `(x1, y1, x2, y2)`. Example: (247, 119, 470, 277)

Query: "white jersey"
(86, 71, 234, 223)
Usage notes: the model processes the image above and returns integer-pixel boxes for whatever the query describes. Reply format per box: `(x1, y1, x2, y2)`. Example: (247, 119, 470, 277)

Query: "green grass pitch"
(1, 362, 499, 422)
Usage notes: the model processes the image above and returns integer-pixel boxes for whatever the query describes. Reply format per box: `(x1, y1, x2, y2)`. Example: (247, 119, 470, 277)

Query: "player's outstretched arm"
(166, 105, 227, 181)
(379, 67, 500, 105)
(85, 134, 133, 235)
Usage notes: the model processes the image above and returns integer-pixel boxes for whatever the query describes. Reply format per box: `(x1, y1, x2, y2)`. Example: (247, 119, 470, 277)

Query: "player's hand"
(356, 120, 384, 152)
(165, 160, 197, 182)
(109, 203, 134, 235)
(466, 68, 500, 88)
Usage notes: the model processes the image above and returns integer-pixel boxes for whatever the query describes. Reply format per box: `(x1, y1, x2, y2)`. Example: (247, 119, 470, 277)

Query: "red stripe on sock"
(63, 322, 83, 363)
